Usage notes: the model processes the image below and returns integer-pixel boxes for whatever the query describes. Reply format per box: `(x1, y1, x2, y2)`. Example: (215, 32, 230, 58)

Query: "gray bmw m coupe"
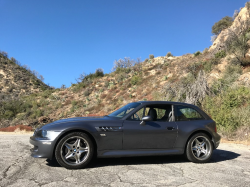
(30, 101, 221, 169)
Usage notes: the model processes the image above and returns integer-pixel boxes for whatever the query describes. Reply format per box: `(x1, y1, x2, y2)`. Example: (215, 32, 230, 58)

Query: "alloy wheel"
(191, 136, 212, 161)
(60, 136, 90, 165)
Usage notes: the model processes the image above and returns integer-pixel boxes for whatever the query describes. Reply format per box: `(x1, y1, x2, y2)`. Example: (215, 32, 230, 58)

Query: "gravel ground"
(0, 134, 250, 187)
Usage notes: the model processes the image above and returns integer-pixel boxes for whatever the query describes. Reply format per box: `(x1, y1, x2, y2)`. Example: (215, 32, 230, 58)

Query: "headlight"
(35, 130, 47, 138)
(35, 129, 61, 140)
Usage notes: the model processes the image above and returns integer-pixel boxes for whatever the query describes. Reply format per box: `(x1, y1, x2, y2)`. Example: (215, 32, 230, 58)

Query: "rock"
(131, 93, 137, 97)
(209, 7, 250, 55)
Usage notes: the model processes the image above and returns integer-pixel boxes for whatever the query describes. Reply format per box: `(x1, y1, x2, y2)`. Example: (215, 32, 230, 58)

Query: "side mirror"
(140, 116, 152, 125)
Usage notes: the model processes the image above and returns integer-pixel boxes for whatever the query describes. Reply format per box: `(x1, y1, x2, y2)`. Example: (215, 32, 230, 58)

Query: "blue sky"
(0, 0, 248, 88)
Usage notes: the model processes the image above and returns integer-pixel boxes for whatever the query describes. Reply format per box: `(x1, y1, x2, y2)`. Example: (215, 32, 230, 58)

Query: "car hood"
(39, 116, 116, 130)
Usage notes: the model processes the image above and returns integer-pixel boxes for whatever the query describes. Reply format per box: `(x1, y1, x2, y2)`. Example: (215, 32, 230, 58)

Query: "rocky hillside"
(0, 51, 51, 101)
(1, 2, 250, 141)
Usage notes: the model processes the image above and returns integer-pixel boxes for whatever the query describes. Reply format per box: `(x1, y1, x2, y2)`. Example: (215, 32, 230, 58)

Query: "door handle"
(167, 127, 175, 130)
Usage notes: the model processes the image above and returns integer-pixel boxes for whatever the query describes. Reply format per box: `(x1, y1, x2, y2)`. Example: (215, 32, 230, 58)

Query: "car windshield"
(108, 102, 141, 118)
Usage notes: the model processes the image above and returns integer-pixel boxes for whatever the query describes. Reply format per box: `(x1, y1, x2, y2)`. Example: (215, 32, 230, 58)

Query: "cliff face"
(209, 6, 250, 55)
(0, 52, 50, 101)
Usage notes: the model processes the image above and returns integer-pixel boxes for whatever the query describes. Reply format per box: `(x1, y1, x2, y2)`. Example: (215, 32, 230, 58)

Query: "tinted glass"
(108, 102, 141, 118)
(175, 105, 204, 121)
(128, 105, 173, 122)
(128, 107, 145, 121)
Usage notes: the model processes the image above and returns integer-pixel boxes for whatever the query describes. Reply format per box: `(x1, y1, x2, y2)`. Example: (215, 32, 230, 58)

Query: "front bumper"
(30, 136, 55, 159)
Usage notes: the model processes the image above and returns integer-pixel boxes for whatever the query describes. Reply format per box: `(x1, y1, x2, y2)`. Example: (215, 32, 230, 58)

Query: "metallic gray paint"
(30, 101, 221, 160)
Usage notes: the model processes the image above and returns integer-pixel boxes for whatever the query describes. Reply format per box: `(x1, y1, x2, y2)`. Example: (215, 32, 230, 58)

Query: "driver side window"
(128, 105, 173, 122)
(127, 107, 145, 121)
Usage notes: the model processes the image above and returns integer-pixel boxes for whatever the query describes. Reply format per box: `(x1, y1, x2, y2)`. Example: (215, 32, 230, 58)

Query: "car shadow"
(46, 149, 240, 168)
(210, 149, 241, 162)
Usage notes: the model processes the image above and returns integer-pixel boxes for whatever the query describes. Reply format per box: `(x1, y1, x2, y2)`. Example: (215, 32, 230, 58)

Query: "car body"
(30, 101, 221, 169)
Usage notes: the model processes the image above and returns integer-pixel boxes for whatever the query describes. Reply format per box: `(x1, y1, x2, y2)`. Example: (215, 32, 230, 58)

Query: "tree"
(61, 84, 66, 89)
(112, 57, 135, 72)
(149, 54, 154, 59)
(0, 51, 8, 58)
(212, 16, 233, 35)
(162, 71, 210, 106)
(95, 68, 104, 77)
(166, 52, 173, 57)
(39, 75, 44, 82)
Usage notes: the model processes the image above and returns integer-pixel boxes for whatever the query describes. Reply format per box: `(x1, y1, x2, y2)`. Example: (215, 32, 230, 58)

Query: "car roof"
(137, 101, 195, 107)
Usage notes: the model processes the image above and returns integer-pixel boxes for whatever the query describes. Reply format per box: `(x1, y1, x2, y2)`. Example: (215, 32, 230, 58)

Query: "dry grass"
(63, 99, 72, 106)
(0, 125, 33, 132)
(100, 94, 107, 99)
(106, 94, 113, 100)
(59, 91, 67, 95)
(87, 114, 99, 117)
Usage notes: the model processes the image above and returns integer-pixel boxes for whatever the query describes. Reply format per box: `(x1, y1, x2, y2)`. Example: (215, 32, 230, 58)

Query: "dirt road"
(0, 134, 249, 187)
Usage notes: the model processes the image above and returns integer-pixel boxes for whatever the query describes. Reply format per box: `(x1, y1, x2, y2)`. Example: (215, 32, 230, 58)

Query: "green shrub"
(166, 52, 173, 57)
(40, 90, 54, 98)
(78, 68, 104, 84)
(203, 48, 209, 54)
(211, 65, 242, 94)
(72, 82, 86, 93)
(187, 62, 204, 77)
(71, 100, 77, 106)
(117, 73, 127, 82)
(95, 68, 104, 77)
(241, 56, 250, 67)
(104, 81, 109, 88)
(30, 109, 43, 119)
(246, 1, 250, 10)
(203, 87, 250, 134)
(145, 58, 149, 63)
(114, 67, 131, 74)
(149, 54, 154, 59)
(215, 50, 226, 58)
(84, 89, 91, 96)
(194, 51, 201, 57)
(130, 76, 142, 85)
(224, 64, 242, 76)
(212, 16, 233, 35)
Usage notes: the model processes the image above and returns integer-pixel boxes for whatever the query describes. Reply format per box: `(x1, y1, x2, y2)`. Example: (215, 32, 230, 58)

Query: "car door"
(123, 105, 178, 149)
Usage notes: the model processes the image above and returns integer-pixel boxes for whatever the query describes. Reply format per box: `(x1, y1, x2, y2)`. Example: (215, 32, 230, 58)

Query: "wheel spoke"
(201, 142, 206, 147)
(79, 147, 88, 154)
(192, 146, 197, 151)
(65, 152, 74, 159)
(195, 138, 201, 145)
(74, 153, 81, 163)
(74, 138, 81, 148)
(201, 149, 207, 154)
(196, 150, 201, 157)
(64, 143, 73, 150)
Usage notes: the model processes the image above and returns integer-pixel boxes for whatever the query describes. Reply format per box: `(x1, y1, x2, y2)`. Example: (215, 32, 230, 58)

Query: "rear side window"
(175, 105, 204, 121)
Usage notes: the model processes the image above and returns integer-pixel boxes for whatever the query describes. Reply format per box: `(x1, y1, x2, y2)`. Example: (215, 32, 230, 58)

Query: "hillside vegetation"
(0, 51, 51, 101)
(1, 2, 250, 141)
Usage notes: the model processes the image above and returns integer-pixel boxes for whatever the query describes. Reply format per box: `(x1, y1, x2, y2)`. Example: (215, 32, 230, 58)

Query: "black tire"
(186, 133, 213, 163)
(55, 132, 94, 169)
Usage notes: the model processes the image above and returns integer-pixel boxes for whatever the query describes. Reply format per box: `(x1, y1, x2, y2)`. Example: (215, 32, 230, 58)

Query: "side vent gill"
(95, 126, 122, 132)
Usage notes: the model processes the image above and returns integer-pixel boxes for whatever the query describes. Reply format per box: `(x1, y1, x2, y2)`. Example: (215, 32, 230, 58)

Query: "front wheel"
(186, 133, 213, 163)
(55, 132, 94, 169)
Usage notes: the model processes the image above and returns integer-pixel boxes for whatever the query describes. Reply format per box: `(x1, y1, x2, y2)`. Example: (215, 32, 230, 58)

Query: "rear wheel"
(186, 133, 213, 163)
(55, 132, 94, 169)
